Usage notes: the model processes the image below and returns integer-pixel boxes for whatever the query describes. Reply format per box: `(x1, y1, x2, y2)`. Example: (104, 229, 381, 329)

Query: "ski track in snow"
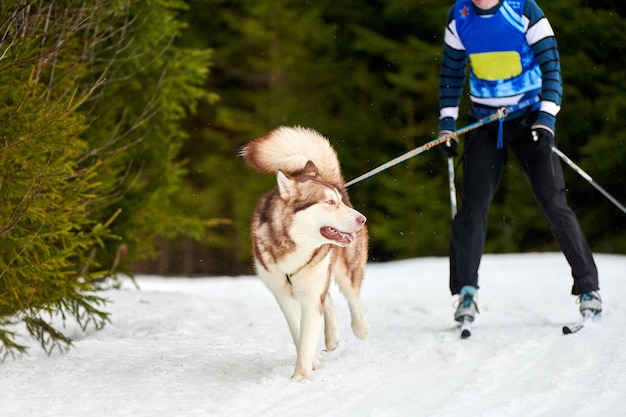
(1, 253, 625, 417)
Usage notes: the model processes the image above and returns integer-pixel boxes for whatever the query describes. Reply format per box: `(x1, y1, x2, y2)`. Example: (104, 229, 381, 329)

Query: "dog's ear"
(302, 160, 321, 179)
(276, 170, 296, 200)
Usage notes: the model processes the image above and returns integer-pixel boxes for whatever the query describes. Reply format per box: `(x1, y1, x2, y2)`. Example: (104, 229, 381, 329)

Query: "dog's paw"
(292, 369, 313, 381)
(325, 330, 340, 351)
(313, 356, 320, 370)
(352, 317, 369, 340)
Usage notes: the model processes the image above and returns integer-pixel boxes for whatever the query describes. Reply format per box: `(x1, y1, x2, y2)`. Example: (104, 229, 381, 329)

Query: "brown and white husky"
(241, 126, 369, 380)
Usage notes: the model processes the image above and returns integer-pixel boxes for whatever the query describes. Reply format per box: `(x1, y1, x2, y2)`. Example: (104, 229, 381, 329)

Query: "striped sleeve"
(439, 7, 467, 132)
(524, 0, 562, 130)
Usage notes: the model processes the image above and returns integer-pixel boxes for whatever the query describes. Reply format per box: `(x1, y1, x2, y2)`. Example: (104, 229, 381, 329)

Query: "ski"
(562, 310, 598, 335)
(562, 320, 585, 335)
(460, 317, 472, 339)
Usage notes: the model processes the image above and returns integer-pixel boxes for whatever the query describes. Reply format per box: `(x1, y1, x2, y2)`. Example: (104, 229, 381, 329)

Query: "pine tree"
(0, 2, 111, 356)
(0, 0, 210, 357)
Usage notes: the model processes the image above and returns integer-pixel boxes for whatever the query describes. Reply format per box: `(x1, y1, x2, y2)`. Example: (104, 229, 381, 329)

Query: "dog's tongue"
(320, 227, 355, 245)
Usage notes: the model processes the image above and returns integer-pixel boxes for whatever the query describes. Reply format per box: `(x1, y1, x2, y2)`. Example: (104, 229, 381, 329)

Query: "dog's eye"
(327, 199, 336, 206)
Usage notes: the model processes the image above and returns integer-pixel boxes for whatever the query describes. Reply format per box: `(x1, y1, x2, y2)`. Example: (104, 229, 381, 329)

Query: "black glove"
(439, 131, 458, 157)
(531, 126, 555, 149)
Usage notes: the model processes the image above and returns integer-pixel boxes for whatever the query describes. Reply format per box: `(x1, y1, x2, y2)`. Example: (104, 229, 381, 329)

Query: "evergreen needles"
(0, 1, 209, 358)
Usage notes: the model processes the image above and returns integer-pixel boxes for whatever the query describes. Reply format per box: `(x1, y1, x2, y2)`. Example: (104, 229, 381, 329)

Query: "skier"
(437, 0, 601, 334)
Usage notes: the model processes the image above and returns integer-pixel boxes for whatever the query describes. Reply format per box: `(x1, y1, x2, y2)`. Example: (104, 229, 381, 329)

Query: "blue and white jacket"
(439, 0, 561, 134)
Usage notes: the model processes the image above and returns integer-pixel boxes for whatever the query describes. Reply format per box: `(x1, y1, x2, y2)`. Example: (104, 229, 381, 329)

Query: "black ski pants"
(449, 113, 599, 296)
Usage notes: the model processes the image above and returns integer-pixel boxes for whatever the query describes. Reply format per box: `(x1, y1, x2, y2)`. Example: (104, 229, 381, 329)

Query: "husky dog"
(241, 126, 369, 381)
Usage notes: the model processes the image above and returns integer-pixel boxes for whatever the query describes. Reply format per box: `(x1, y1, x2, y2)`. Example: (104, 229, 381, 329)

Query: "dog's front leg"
(273, 286, 302, 349)
(292, 292, 324, 381)
(347, 299, 369, 340)
(323, 293, 340, 351)
(333, 269, 369, 340)
(261, 271, 302, 349)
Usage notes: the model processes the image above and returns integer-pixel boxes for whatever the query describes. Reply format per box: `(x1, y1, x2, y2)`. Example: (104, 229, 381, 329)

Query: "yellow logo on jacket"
(469, 51, 522, 81)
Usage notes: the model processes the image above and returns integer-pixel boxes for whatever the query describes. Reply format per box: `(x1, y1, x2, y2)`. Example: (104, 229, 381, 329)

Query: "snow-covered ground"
(2, 253, 625, 417)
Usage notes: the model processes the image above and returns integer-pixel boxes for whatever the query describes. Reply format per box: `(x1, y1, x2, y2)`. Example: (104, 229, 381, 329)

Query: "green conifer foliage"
(0, 1, 210, 357)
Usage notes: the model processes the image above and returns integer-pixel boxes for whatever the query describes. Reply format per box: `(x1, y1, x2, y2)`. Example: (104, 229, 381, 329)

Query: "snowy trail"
(1, 253, 625, 417)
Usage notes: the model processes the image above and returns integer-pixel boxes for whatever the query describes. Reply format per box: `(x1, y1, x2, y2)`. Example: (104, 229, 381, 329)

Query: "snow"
(2, 253, 625, 417)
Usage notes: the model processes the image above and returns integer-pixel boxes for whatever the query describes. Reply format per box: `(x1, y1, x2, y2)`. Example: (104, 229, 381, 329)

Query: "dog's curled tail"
(241, 126, 343, 184)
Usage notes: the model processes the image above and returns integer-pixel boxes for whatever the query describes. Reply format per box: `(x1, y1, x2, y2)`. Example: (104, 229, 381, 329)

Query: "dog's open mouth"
(320, 226, 355, 245)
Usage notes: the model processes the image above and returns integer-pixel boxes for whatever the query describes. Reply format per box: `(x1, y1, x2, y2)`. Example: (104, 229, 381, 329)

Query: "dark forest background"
(151, 0, 626, 275)
(0, 0, 624, 354)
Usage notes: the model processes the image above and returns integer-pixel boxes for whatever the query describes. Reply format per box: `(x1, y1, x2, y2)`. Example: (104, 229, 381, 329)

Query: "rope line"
(345, 109, 506, 188)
